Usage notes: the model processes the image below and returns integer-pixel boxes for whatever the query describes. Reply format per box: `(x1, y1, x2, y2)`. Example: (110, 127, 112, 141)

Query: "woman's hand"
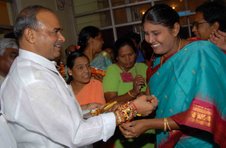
(131, 75, 146, 96)
(132, 95, 158, 116)
(119, 119, 149, 138)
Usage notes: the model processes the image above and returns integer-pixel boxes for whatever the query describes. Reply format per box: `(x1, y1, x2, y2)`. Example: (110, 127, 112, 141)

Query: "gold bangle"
(128, 90, 136, 98)
(163, 118, 171, 131)
(165, 118, 171, 131)
(163, 118, 167, 132)
(114, 101, 137, 125)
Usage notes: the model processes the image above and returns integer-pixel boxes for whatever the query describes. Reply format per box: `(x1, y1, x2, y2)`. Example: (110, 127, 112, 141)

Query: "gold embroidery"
(190, 104, 212, 127)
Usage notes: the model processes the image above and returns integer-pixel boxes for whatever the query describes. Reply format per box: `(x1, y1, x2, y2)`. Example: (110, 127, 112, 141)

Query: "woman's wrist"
(114, 101, 138, 125)
(128, 90, 136, 98)
(129, 89, 139, 98)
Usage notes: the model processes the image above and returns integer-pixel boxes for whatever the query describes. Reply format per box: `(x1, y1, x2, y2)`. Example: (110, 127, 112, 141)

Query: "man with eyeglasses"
(192, 1, 226, 41)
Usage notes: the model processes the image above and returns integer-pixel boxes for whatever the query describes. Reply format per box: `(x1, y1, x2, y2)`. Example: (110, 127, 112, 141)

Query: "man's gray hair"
(0, 38, 18, 55)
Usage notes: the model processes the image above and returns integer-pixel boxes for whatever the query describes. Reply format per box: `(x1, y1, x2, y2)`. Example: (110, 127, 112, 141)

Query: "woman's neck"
(83, 46, 97, 62)
(164, 38, 181, 58)
(117, 63, 134, 72)
(160, 38, 189, 65)
(70, 80, 86, 95)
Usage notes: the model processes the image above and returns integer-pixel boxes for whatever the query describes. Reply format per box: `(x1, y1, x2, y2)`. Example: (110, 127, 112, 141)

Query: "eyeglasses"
(192, 21, 208, 28)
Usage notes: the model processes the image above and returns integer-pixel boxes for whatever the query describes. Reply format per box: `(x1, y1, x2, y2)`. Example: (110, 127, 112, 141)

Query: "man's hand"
(132, 95, 158, 116)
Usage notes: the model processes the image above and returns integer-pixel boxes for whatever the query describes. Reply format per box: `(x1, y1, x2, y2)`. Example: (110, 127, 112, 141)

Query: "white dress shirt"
(0, 74, 5, 87)
(0, 113, 17, 148)
(0, 49, 116, 148)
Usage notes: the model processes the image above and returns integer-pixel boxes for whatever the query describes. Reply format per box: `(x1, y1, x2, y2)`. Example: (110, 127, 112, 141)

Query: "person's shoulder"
(135, 62, 147, 68)
(105, 64, 120, 78)
(188, 40, 211, 45)
(90, 78, 102, 84)
(184, 40, 221, 53)
(181, 40, 226, 64)
(106, 63, 118, 70)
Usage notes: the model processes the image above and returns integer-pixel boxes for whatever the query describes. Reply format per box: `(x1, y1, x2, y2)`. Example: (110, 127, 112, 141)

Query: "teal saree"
(149, 41, 226, 147)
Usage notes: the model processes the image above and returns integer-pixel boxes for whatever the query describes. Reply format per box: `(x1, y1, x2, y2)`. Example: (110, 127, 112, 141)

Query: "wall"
(0, 1, 10, 26)
(0, 1, 13, 38)
(73, 0, 101, 32)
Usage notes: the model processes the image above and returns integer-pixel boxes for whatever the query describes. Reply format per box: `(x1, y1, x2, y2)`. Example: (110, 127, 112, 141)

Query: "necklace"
(147, 38, 183, 80)
(118, 64, 136, 83)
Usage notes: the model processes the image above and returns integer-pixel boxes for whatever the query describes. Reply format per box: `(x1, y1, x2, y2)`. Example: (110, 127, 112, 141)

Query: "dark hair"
(196, 1, 226, 31)
(142, 4, 179, 29)
(127, 32, 141, 44)
(4, 32, 16, 39)
(140, 40, 153, 61)
(77, 26, 101, 52)
(113, 37, 136, 62)
(66, 51, 89, 83)
(65, 44, 77, 56)
(14, 5, 53, 40)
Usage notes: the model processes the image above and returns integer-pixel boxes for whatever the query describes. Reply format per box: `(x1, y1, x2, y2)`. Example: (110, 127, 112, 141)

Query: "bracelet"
(166, 118, 171, 131)
(163, 118, 171, 132)
(163, 118, 167, 132)
(114, 101, 137, 125)
(130, 102, 142, 116)
(128, 90, 136, 98)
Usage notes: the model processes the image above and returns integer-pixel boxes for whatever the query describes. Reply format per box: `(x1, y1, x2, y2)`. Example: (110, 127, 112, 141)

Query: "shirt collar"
(19, 49, 59, 74)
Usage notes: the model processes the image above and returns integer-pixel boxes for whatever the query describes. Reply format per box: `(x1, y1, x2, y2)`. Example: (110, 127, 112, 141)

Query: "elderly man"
(0, 38, 18, 148)
(0, 5, 157, 148)
(0, 38, 18, 86)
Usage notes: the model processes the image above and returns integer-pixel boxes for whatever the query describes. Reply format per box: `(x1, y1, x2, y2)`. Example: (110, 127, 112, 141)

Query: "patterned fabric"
(149, 41, 226, 147)
(91, 51, 112, 70)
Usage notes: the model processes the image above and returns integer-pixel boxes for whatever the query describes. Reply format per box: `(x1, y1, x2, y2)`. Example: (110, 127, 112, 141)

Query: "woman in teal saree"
(120, 4, 226, 148)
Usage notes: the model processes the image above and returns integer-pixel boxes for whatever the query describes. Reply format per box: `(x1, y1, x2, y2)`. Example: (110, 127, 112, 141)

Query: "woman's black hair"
(142, 4, 179, 29)
(140, 40, 153, 61)
(66, 51, 89, 84)
(113, 37, 137, 62)
(77, 26, 101, 53)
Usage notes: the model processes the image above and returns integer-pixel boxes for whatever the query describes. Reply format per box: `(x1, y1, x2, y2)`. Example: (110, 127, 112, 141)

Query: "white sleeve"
(75, 112, 116, 147)
(15, 80, 116, 147)
(0, 114, 17, 148)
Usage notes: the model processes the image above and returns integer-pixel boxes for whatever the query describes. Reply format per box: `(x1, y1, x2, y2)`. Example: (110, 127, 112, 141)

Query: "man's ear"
(172, 22, 180, 37)
(23, 28, 36, 44)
